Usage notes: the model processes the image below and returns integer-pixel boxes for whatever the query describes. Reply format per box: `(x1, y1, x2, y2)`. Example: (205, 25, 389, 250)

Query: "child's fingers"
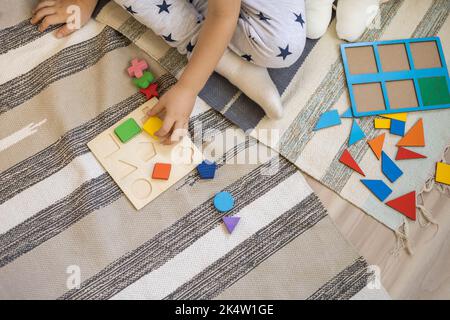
(155, 117, 175, 138)
(32, 1, 56, 14)
(39, 15, 63, 32)
(56, 24, 77, 38)
(147, 102, 165, 117)
(31, 7, 57, 25)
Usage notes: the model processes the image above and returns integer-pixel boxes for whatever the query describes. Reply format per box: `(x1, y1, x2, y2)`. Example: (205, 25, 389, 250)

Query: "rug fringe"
(395, 144, 450, 255)
(392, 219, 413, 256)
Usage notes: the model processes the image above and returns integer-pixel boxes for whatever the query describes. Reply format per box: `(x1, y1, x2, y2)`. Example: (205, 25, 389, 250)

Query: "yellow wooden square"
(380, 113, 407, 122)
(374, 118, 391, 129)
(143, 116, 163, 139)
(436, 162, 450, 185)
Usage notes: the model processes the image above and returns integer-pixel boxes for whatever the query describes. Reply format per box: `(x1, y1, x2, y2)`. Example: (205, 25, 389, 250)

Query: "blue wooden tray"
(341, 37, 450, 117)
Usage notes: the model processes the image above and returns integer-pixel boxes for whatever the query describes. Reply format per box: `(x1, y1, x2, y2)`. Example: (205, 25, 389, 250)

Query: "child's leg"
(231, 0, 307, 68)
(112, 0, 203, 55)
(190, 0, 307, 69)
(115, 0, 285, 118)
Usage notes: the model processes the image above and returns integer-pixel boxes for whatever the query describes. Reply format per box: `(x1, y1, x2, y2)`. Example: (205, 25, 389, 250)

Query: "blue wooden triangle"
(340, 108, 353, 118)
(361, 179, 392, 202)
(381, 151, 403, 182)
(314, 110, 341, 131)
(349, 120, 366, 146)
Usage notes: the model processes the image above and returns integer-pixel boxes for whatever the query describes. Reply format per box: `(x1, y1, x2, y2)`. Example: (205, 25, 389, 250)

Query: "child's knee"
(257, 33, 306, 68)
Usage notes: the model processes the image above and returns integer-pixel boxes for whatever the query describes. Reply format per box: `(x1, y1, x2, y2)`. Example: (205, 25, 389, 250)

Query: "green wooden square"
(114, 118, 141, 143)
(418, 76, 450, 106)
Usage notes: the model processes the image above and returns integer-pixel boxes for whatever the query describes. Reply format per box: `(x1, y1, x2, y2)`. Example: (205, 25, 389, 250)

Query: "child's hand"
(31, 0, 98, 38)
(147, 83, 196, 145)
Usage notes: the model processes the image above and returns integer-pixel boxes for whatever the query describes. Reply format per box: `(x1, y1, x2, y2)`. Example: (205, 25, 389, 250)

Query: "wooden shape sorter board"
(341, 37, 450, 117)
(87, 98, 203, 210)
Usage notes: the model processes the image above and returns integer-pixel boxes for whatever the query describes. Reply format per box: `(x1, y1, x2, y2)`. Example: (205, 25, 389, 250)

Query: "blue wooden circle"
(214, 192, 234, 213)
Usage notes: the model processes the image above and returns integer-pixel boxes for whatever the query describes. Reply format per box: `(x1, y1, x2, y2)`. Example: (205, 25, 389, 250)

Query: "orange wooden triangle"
(367, 133, 385, 160)
(386, 191, 416, 220)
(396, 119, 425, 147)
(339, 150, 365, 176)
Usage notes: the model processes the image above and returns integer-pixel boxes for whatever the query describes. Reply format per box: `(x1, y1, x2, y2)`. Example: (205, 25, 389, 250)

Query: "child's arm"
(148, 0, 242, 144)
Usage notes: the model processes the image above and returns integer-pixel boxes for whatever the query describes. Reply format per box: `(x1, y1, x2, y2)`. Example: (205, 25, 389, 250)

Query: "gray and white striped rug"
(95, 0, 450, 234)
(0, 0, 390, 299)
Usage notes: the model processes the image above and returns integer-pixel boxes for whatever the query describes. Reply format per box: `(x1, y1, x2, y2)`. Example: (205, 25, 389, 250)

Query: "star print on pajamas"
(157, 0, 171, 14)
(163, 33, 176, 42)
(117, 0, 306, 68)
(277, 45, 292, 60)
(294, 12, 305, 27)
(257, 11, 271, 23)
(124, 5, 137, 14)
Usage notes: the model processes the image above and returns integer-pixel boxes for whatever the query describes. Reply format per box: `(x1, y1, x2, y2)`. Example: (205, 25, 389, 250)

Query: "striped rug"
(95, 0, 450, 235)
(0, 1, 390, 299)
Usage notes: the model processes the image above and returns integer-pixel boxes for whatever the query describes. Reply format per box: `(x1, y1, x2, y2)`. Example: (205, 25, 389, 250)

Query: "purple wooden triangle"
(223, 217, 240, 234)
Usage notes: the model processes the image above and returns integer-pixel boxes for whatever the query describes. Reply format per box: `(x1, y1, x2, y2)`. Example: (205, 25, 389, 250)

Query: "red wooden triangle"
(396, 147, 427, 160)
(339, 150, 365, 176)
(386, 191, 416, 220)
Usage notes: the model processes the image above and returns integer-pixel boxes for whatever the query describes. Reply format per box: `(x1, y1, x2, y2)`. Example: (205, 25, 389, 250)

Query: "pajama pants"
(114, 0, 306, 68)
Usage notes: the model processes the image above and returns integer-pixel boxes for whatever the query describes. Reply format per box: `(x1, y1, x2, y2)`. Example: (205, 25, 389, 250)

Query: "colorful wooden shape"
(386, 191, 416, 220)
(341, 37, 450, 117)
(214, 191, 235, 213)
(114, 118, 141, 143)
(418, 76, 450, 106)
(435, 162, 450, 185)
(133, 71, 155, 89)
(349, 120, 366, 146)
(143, 116, 163, 139)
(197, 160, 217, 179)
(223, 216, 240, 234)
(374, 118, 391, 129)
(339, 150, 365, 176)
(381, 113, 407, 122)
(361, 179, 392, 202)
(396, 147, 427, 160)
(381, 151, 403, 182)
(390, 119, 406, 136)
(127, 58, 148, 78)
(340, 108, 353, 118)
(367, 133, 385, 160)
(396, 119, 425, 147)
(140, 83, 159, 100)
(152, 163, 172, 180)
(313, 110, 342, 130)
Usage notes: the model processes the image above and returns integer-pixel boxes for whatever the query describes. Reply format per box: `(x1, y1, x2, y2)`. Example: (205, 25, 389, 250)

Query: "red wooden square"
(152, 163, 171, 180)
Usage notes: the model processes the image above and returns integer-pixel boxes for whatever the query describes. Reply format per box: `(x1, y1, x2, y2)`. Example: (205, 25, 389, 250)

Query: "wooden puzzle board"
(341, 37, 450, 117)
(88, 98, 203, 210)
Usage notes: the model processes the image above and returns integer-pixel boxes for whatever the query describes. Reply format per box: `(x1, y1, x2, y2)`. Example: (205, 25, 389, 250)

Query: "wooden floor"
(306, 175, 450, 300)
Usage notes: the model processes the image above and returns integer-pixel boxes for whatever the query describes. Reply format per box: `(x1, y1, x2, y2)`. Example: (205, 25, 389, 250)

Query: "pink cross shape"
(127, 58, 148, 78)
